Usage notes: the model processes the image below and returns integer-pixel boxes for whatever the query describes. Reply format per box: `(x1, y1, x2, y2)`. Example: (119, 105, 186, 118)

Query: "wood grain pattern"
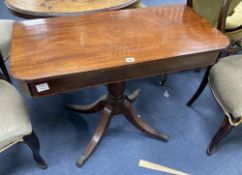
(10, 5, 229, 96)
(5, 0, 138, 17)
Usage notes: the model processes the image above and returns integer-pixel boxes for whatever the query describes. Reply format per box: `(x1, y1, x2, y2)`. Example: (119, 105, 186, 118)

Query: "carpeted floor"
(2, 0, 242, 175)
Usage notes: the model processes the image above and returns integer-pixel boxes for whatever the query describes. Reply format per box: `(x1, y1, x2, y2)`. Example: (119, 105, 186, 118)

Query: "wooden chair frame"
(0, 59, 47, 169)
(187, 0, 242, 155)
(187, 0, 242, 107)
(0, 54, 11, 83)
(187, 0, 231, 32)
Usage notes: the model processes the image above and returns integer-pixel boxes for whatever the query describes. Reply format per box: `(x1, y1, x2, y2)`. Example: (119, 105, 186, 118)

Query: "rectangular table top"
(10, 5, 229, 82)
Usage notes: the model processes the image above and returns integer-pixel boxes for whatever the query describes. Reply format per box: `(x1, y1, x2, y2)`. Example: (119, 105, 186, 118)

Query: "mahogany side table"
(10, 5, 229, 166)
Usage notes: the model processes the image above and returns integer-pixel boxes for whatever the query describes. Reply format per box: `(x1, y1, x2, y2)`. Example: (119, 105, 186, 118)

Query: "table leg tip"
(207, 146, 214, 156)
(76, 156, 86, 167)
(159, 134, 169, 142)
(39, 162, 48, 169)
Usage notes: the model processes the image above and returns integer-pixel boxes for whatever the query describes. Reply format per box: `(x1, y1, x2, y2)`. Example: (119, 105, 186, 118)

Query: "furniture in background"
(206, 55, 242, 155)
(0, 18, 47, 169)
(224, 0, 242, 51)
(4, 0, 143, 17)
(159, 0, 242, 86)
(10, 5, 229, 166)
(0, 19, 14, 83)
(0, 56, 47, 169)
(186, 0, 242, 157)
(226, 1, 242, 32)
(126, 0, 146, 8)
(187, 0, 242, 106)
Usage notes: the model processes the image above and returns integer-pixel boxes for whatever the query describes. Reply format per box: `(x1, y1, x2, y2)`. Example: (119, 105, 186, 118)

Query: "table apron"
(17, 51, 219, 97)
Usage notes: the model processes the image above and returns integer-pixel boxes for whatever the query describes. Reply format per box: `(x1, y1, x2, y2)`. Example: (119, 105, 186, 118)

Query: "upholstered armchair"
(0, 20, 47, 168)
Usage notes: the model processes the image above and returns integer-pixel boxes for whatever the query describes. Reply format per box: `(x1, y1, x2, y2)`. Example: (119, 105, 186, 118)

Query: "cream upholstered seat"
(0, 79, 32, 151)
(0, 80, 47, 169)
(209, 55, 242, 119)
(0, 20, 14, 61)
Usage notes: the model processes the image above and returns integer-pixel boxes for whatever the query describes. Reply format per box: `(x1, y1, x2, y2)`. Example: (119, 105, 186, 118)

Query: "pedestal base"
(66, 82, 168, 166)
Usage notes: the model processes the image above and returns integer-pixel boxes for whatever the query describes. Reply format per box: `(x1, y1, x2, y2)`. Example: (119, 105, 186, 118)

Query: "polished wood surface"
(10, 5, 229, 96)
(11, 5, 229, 80)
(9, 5, 230, 166)
(5, 0, 138, 17)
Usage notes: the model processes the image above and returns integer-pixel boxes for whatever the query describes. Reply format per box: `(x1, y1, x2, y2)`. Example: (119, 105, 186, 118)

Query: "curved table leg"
(77, 105, 113, 166)
(121, 98, 168, 142)
(66, 95, 108, 114)
(127, 89, 141, 102)
(68, 82, 168, 167)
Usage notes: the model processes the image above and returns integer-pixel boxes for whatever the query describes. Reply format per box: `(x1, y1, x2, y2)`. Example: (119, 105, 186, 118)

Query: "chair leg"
(0, 54, 11, 83)
(0, 72, 4, 80)
(194, 68, 201, 72)
(207, 116, 238, 155)
(23, 131, 48, 169)
(186, 66, 211, 106)
(159, 74, 167, 86)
